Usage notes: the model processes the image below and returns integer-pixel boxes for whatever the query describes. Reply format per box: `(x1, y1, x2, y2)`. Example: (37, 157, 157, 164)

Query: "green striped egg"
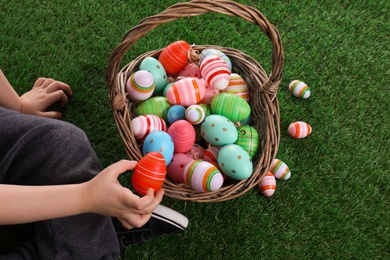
(210, 93, 250, 122)
(135, 96, 171, 122)
(235, 125, 259, 158)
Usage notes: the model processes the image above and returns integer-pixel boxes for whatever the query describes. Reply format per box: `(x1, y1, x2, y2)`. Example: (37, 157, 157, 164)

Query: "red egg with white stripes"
(132, 152, 166, 195)
(258, 172, 276, 197)
(288, 121, 312, 138)
(158, 40, 190, 75)
(183, 160, 224, 192)
(126, 70, 155, 102)
(270, 159, 291, 180)
(200, 55, 230, 90)
(289, 80, 311, 99)
(131, 114, 167, 142)
(166, 77, 206, 106)
(167, 120, 196, 153)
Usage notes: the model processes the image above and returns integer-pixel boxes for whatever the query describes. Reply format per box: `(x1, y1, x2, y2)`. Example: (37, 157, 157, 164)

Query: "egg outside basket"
(105, 0, 284, 202)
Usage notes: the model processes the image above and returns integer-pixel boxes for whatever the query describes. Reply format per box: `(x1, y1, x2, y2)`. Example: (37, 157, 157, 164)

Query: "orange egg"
(132, 152, 166, 195)
(158, 40, 190, 75)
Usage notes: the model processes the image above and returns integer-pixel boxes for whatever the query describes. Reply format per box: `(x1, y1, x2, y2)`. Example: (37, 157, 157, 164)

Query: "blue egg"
(143, 131, 174, 165)
(167, 105, 186, 125)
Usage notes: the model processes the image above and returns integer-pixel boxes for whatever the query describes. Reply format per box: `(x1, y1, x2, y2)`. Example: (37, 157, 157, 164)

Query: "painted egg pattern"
(203, 145, 220, 162)
(132, 151, 166, 195)
(211, 92, 251, 122)
(143, 131, 174, 165)
(289, 80, 310, 99)
(270, 159, 291, 180)
(135, 96, 171, 122)
(200, 55, 230, 90)
(235, 125, 259, 158)
(126, 70, 155, 101)
(167, 105, 186, 125)
(177, 63, 201, 80)
(288, 121, 312, 138)
(166, 77, 206, 106)
(158, 40, 190, 75)
(183, 160, 224, 192)
(139, 57, 168, 94)
(217, 144, 253, 180)
(202, 85, 220, 105)
(131, 114, 167, 142)
(200, 114, 238, 146)
(222, 73, 249, 102)
(185, 105, 205, 125)
(167, 120, 196, 153)
(199, 48, 232, 71)
(167, 153, 194, 183)
(258, 172, 276, 197)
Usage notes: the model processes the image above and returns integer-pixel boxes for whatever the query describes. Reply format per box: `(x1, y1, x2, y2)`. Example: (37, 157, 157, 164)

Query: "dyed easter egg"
(167, 120, 196, 153)
(132, 151, 166, 195)
(177, 63, 201, 80)
(135, 96, 171, 122)
(217, 144, 253, 180)
(166, 153, 194, 183)
(198, 103, 211, 116)
(200, 55, 230, 90)
(289, 80, 310, 99)
(258, 172, 276, 197)
(183, 160, 224, 192)
(131, 114, 167, 142)
(163, 82, 174, 97)
(158, 40, 190, 75)
(200, 114, 238, 146)
(167, 105, 186, 125)
(185, 105, 205, 125)
(143, 131, 174, 165)
(166, 77, 206, 106)
(199, 48, 232, 71)
(203, 145, 221, 162)
(222, 73, 249, 102)
(235, 125, 259, 158)
(139, 57, 168, 94)
(270, 159, 291, 180)
(288, 121, 312, 138)
(185, 143, 205, 160)
(202, 85, 220, 105)
(211, 92, 251, 122)
(126, 70, 155, 102)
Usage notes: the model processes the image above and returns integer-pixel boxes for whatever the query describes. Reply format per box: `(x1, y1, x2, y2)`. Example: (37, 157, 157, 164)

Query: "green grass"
(1, 0, 389, 259)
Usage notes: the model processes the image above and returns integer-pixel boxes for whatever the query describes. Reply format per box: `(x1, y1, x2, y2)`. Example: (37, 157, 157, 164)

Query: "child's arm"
(0, 69, 23, 111)
(0, 160, 164, 229)
(0, 69, 72, 118)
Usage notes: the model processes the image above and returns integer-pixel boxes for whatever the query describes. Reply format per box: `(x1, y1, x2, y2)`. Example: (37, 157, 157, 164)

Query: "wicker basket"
(105, 0, 284, 202)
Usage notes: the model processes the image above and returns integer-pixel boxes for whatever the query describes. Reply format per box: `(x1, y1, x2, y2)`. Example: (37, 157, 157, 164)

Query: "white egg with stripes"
(270, 159, 291, 180)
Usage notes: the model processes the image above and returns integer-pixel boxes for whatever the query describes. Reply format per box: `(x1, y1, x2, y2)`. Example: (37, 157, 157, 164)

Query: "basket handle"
(106, 0, 284, 101)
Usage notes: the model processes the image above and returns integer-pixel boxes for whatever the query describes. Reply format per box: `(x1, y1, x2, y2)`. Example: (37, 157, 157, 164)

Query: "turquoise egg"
(211, 93, 251, 122)
(200, 114, 237, 146)
(139, 57, 168, 94)
(143, 131, 174, 165)
(217, 144, 253, 180)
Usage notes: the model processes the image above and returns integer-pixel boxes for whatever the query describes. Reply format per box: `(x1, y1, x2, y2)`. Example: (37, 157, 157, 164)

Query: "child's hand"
(84, 160, 164, 229)
(20, 77, 72, 118)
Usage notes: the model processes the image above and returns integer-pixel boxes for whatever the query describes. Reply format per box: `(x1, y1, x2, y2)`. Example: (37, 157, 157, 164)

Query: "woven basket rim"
(105, 0, 284, 202)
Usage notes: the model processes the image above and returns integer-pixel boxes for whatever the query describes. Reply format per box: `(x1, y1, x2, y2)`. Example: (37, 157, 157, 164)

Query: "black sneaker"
(113, 205, 189, 247)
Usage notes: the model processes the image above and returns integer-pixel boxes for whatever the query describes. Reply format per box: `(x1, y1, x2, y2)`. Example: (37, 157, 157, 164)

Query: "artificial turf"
(0, 0, 388, 259)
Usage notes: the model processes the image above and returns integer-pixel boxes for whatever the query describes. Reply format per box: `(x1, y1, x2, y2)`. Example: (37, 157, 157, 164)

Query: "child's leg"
(0, 107, 120, 259)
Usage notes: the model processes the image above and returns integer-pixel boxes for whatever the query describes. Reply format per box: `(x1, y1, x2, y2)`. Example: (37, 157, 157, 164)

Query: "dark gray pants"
(0, 107, 120, 259)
